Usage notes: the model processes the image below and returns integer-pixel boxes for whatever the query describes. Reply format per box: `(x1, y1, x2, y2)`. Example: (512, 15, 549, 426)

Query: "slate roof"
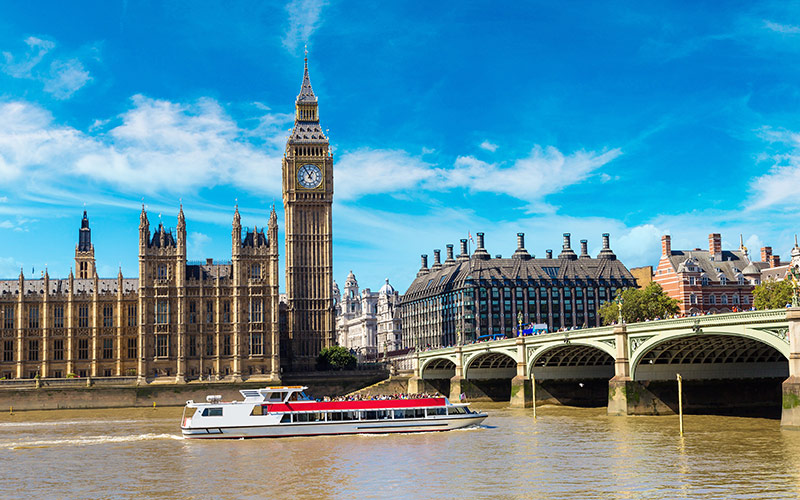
(0, 278, 139, 296)
(290, 121, 328, 143)
(666, 249, 755, 280)
(403, 254, 635, 300)
(186, 264, 232, 281)
(296, 58, 317, 103)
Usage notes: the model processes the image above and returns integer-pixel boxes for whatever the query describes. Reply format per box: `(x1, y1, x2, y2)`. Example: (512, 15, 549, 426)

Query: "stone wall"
(0, 371, 388, 411)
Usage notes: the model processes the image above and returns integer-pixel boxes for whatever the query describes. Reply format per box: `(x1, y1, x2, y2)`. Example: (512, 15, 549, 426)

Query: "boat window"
(341, 411, 358, 421)
(309, 412, 324, 422)
(448, 406, 466, 415)
(329, 411, 342, 421)
(202, 407, 223, 417)
(250, 405, 266, 416)
(427, 408, 446, 417)
(296, 413, 309, 422)
(413, 409, 425, 418)
(266, 392, 283, 401)
(364, 411, 378, 420)
(394, 409, 407, 419)
(376, 410, 391, 420)
(280, 413, 292, 423)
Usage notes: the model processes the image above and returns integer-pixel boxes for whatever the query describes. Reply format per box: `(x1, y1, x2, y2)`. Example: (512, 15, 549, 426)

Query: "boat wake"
(5, 433, 182, 450)
(0, 419, 160, 429)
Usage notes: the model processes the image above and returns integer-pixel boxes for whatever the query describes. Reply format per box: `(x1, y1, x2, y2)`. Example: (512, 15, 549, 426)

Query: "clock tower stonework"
(282, 57, 335, 370)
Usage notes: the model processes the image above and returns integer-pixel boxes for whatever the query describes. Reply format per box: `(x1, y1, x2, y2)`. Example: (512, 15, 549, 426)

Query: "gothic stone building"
(0, 58, 336, 380)
(401, 232, 636, 350)
(0, 207, 280, 382)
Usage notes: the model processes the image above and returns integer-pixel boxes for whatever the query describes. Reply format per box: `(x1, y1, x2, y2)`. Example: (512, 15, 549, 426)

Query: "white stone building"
(334, 271, 402, 360)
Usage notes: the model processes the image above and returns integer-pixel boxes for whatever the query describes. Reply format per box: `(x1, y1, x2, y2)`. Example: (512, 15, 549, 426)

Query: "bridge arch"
(527, 340, 616, 379)
(419, 357, 456, 380)
(630, 328, 789, 381)
(463, 352, 516, 380)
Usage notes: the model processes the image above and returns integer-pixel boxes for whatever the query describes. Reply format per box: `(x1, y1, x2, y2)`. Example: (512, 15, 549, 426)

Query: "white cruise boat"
(180, 386, 487, 439)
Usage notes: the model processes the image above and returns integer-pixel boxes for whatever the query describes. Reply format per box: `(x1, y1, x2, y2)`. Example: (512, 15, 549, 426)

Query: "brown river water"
(1, 403, 799, 499)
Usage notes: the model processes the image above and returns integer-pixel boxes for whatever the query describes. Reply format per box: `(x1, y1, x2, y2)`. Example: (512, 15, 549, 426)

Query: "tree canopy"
(599, 282, 679, 325)
(752, 279, 793, 310)
(317, 346, 357, 371)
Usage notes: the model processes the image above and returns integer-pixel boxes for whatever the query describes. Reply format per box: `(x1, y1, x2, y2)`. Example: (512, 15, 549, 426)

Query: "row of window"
(0, 304, 138, 329)
(226, 406, 472, 420)
(689, 294, 749, 305)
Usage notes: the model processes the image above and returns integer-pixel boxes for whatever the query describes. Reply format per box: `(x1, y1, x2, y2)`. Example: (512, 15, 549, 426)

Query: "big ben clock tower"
(282, 55, 335, 369)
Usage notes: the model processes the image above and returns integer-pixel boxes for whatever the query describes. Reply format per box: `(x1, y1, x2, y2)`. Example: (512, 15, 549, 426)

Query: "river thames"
(1, 403, 799, 499)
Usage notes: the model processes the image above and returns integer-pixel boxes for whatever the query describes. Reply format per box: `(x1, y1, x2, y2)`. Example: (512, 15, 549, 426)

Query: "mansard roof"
(403, 255, 635, 300)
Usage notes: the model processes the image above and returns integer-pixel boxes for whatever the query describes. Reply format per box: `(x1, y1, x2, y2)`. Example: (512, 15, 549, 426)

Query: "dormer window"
(702, 276, 709, 286)
(720, 276, 727, 285)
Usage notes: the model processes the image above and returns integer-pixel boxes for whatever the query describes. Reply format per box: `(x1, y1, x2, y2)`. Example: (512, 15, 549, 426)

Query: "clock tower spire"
(282, 54, 335, 370)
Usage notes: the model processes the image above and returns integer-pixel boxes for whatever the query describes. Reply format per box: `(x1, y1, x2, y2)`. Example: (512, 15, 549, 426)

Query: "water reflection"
(0, 404, 798, 499)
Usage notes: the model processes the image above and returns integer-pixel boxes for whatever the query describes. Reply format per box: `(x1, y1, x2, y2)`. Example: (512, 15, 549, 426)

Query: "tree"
(599, 282, 679, 325)
(752, 279, 793, 310)
(317, 346, 357, 371)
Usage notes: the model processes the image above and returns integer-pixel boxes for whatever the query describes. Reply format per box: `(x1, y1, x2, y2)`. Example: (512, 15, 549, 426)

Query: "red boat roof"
(266, 397, 447, 413)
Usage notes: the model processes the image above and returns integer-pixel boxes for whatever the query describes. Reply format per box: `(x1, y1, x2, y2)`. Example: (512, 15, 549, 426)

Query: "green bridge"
(409, 308, 800, 427)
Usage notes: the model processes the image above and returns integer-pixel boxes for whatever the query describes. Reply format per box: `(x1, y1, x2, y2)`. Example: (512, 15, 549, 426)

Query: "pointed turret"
(139, 205, 150, 252)
(297, 54, 318, 104)
(232, 205, 242, 257)
(176, 204, 186, 254)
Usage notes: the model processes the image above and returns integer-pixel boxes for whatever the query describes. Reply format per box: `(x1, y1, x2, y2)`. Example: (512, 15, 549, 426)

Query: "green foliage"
(753, 279, 793, 310)
(316, 346, 357, 371)
(600, 282, 679, 325)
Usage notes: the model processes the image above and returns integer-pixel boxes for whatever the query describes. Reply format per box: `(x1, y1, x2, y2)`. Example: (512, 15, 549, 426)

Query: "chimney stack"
(661, 235, 671, 256)
(416, 254, 429, 277)
(598, 233, 616, 260)
(579, 239, 589, 259)
(512, 232, 531, 260)
(546, 249, 553, 259)
(709, 233, 722, 261)
(431, 249, 442, 271)
(444, 244, 455, 265)
(771, 255, 781, 268)
(457, 239, 469, 261)
(761, 246, 773, 263)
(558, 233, 577, 260)
(473, 232, 490, 260)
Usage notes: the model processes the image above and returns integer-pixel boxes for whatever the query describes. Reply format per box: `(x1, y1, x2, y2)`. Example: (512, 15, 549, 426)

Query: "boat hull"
(181, 414, 487, 439)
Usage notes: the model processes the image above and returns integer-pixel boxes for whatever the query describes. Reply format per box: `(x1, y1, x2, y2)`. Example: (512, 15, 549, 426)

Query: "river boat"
(180, 386, 487, 439)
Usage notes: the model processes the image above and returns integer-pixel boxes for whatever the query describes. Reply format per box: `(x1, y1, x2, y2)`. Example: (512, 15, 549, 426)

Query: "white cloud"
(188, 231, 212, 259)
(335, 148, 434, 200)
(1, 36, 92, 99)
(0, 96, 291, 196)
(479, 140, 498, 152)
(748, 127, 800, 210)
(441, 146, 622, 201)
(44, 58, 92, 99)
(282, 0, 329, 53)
(763, 20, 800, 34)
(614, 224, 669, 265)
(0, 257, 22, 277)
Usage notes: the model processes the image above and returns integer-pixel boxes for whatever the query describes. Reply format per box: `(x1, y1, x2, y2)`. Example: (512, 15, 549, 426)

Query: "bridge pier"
(449, 346, 464, 402)
(781, 308, 800, 429)
(408, 354, 423, 394)
(511, 339, 531, 407)
(607, 324, 673, 416)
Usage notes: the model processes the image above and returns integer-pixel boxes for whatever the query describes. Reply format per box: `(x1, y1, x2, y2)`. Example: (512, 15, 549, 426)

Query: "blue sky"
(1, 1, 799, 292)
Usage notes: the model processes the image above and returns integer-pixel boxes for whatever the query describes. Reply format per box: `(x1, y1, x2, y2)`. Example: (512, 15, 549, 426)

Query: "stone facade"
(0, 206, 281, 382)
(335, 272, 402, 359)
(282, 56, 335, 370)
(401, 232, 636, 350)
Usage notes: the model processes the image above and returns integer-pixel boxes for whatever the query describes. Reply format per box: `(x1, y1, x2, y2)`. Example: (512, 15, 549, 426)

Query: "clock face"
(297, 163, 323, 189)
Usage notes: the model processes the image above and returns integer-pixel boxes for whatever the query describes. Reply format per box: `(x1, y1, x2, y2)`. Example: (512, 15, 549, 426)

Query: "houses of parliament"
(0, 58, 335, 382)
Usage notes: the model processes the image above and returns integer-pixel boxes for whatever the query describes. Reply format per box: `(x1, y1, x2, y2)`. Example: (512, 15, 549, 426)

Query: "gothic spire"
(297, 48, 318, 104)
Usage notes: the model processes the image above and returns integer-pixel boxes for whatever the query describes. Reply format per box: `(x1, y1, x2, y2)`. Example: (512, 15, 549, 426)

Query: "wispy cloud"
(479, 140, 498, 152)
(282, 0, 329, 53)
(763, 20, 800, 35)
(1, 36, 92, 99)
(335, 148, 434, 200)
